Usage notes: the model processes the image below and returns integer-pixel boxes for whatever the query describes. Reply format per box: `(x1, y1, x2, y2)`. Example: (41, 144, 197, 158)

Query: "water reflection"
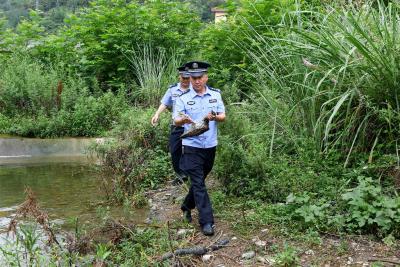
(0, 137, 148, 243)
(0, 163, 103, 226)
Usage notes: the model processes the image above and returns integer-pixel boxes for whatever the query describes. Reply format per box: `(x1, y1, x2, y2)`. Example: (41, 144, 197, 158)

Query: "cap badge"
(192, 62, 198, 69)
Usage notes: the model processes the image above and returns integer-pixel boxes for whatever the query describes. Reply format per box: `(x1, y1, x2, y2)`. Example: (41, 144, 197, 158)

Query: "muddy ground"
(145, 179, 400, 267)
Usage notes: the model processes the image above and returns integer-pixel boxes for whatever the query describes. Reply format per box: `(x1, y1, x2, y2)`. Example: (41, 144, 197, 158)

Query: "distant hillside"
(0, 0, 89, 28)
(0, 0, 226, 30)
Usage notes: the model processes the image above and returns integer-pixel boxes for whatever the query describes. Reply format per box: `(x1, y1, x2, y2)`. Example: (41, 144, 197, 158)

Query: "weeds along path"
(145, 178, 400, 266)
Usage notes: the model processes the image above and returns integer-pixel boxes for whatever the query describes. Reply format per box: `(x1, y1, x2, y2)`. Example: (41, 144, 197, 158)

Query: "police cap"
(177, 66, 190, 78)
(185, 61, 211, 77)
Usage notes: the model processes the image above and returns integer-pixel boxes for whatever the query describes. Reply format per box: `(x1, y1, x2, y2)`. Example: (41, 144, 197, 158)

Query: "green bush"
(0, 54, 58, 116)
(285, 176, 400, 236)
(198, 0, 297, 95)
(0, 113, 11, 132)
(216, 141, 345, 202)
(41, 0, 201, 88)
(64, 91, 128, 136)
(342, 176, 400, 236)
(112, 227, 173, 266)
(274, 244, 300, 267)
(3, 90, 127, 137)
(93, 108, 172, 202)
(215, 106, 346, 202)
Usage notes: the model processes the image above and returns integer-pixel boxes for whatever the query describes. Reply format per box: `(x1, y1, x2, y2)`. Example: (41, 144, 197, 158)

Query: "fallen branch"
(368, 257, 400, 265)
(161, 238, 230, 261)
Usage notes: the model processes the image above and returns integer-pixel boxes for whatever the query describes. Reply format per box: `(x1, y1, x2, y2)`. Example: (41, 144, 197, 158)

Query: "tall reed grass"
(124, 44, 182, 107)
(240, 0, 400, 165)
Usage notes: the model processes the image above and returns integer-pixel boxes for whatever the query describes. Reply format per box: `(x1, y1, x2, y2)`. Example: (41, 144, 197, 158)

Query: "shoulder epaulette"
(209, 87, 221, 93)
(179, 89, 191, 97)
(168, 83, 178, 89)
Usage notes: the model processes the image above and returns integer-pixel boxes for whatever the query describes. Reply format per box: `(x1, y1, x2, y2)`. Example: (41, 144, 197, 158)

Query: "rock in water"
(180, 111, 216, 139)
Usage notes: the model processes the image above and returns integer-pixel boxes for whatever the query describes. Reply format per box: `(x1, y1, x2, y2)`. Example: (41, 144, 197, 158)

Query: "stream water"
(0, 136, 148, 249)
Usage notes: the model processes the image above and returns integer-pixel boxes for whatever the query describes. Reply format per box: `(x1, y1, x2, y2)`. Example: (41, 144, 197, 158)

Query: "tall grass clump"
(0, 53, 59, 116)
(214, 1, 400, 208)
(124, 44, 182, 107)
(240, 0, 400, 165)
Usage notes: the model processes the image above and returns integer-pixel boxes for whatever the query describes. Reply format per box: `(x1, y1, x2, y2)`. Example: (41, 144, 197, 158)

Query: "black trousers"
(180, 145, 216, 226)
(169, 125, 185, 176)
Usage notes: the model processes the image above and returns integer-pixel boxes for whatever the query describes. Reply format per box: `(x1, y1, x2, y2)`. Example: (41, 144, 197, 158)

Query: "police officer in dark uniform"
(174, 61, 226, 236)
(151, 66, 191, 184)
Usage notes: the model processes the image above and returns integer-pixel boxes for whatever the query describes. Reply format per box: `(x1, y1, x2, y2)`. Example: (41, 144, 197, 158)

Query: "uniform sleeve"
(173, 97, 185, 119)
(217, 94, 225, 113)
(160, 88, 172, 107)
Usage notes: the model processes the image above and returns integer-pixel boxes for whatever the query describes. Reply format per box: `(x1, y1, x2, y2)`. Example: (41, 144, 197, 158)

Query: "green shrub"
(66, 91, 128, 136)
(93, 108, 172, 202)
(112, 228, 173, 266)
(285, 176, 400, 236)
(199, 0, 297, 95)
(274, 244, 300, 267)
(3, 90, 127, 137)
(215, 107, 346, 203)
(0, 54, 58, 116)
(0, 113, 11, 132)
(42, 0, 201, 88)
(342, 176, 400, 236)
(286, 192, 336, 231)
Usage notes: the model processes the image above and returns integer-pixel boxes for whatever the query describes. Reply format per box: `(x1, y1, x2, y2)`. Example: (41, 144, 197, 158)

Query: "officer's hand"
(207, 112, 217, 121)
(151, 114, 159, 126)
(178, 113, 194, 124)
(182, 116, 194, 124)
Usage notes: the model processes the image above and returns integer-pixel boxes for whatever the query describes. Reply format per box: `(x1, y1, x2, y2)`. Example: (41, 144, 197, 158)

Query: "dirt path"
(145, 180, 400, 267)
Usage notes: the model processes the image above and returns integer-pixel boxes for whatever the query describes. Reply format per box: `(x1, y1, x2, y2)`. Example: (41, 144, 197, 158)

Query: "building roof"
(211, 7, 227, 13)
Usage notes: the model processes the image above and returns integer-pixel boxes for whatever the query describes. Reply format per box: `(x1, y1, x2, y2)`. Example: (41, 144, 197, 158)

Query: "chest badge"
(187, 101, 195, 105)
(209, 99, 217, 103)
(172, 93, 179, 97)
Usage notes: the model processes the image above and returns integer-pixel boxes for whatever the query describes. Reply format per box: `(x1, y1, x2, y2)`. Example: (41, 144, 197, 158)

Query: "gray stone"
(177, 229, 187, 236)
(202, 254, 213, 262)
(255, 240, 267, 247)
(305, 249, 315, 255)
(241, 251, 255, 260)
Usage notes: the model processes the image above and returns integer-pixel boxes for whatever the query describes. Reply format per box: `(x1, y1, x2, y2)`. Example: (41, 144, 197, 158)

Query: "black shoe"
(183, 210, 192, 223)
(202, 223, 214, 236)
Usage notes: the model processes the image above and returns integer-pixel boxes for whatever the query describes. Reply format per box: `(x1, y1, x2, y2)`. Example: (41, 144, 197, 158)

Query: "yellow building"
(211, 7, 227, 23)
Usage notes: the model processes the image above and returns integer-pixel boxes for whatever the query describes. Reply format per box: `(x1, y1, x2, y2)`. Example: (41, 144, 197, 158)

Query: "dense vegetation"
(1, 0, 400, 265)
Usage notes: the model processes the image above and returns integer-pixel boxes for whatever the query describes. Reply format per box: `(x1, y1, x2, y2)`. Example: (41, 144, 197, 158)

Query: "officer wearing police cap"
(151, 65, 191, 184)
(174, 61, 226, 236)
